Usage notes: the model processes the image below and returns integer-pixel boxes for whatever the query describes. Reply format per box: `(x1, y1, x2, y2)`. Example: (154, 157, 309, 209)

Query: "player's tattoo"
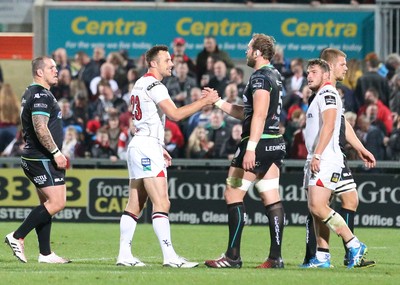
(32, 114, 57, 153)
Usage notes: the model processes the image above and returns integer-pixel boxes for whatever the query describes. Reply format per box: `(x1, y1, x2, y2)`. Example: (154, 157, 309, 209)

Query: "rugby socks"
(118, 211, 138, 258)
(339, 207, 355, 257)
(304, 212, 317, 263)
(316, 247, 330, 262)
(14, 204, 52, 239)
(226, 202, 245, 260)
(152, 212, 177, 262)
(265, 201, 285, 260)
(36, 216, 52, 255)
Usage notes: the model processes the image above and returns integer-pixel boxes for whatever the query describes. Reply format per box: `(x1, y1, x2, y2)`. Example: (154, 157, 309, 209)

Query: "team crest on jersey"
(34, 93, 41, 98)
(147, 81, 162, 91)
(57, 111, 62, 119)
(251, 77, 264, 89)
(330, 172, 340, 183)
(141, 158, 151, 171)
(324, 95, 336, 105)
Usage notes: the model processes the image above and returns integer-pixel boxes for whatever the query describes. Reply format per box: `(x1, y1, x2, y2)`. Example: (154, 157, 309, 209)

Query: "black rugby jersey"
(242, 64, 283, 138)
(21, 84, 63, 159)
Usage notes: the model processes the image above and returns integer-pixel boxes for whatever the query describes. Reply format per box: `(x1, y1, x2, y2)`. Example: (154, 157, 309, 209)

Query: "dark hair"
(145, 45, 169, 66)
(31, 56, 51, 77)
(251, 33, 276, 61)
(306, 58, 330, 73)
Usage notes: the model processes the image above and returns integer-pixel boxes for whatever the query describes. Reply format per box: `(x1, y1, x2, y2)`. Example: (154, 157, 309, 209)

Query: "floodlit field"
(0, 223, 398, 285)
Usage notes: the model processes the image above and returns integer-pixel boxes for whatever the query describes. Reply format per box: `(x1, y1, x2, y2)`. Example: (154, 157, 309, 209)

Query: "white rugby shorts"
(303, 159, 342, 191)
(127, 136, 167, 179)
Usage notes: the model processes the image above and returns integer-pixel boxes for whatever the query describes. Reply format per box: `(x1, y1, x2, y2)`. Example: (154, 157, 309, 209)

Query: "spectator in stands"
(119, 49, 136, 74)
(0, 64, 3, 83)
(229, 67, 246, 96)
(342, 58, 362, 91)
(223, 83, 242, 128)
(196, 36, 234, 84)
(106, 112, 123, 154)
(164, 128, 180, 158)
(121, 68, 139, 101)
(385, 53, 400, 81)
(355, 114, 386, 163)
(0, 83, 20, 153)
(186, 87, 213, 138)
(107, 51, 129, 91)
(53, 48, 71, 73)
(271, 44, 291, 80)
(171, 37, 196, 77)
(283, 58, 307, 113)
(285, 109, 306, 157)
(219, 123, 242, 160)
(186, 126, 213, 158)
(164, 61, 197, 107)
(62, 126, 79, 160)
(342, 111, 359, 160)
(290, 113, 307, 160)
(205, 108, 231, 158)
(389, 72, 400, 116)
(51, 68, 72, 101)
(357, 87, 393, 135)
(96, 80, 127, 122)
(74, 51, 100, 96)
(208, 60, 230, 98)
(286, 84, 311, 122)
(92, 46, 106, 67)
(386, 114, 400, 161)
(91, 126, 118, 161)
(117, 119, 134, 161)
(90, 62, 120, 97)
(1, 128, 25, 157)
(59, 98, 80, 131)
(165, 118, 185, 156)
(337, 83, 357, 113)
(353, 52, 391, 110)
(70, 91, 89, 131)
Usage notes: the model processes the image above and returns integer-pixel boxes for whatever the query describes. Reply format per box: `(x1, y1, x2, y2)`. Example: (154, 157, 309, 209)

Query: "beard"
(247, 57, 256, 68)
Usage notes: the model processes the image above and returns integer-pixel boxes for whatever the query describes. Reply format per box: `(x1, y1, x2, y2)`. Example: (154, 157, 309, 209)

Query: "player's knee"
(254, 178, 279, 193)
(226, 177, 252, 191)
(323, 210, 347, 235)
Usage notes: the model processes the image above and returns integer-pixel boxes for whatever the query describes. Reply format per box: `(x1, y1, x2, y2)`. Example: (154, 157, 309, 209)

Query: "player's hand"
(242, 150, 256, 171)
(310, 157, 320, 174)
(54, 153, 68, 169)
(357, 148, 376, 169)
(202, 87, 220, 104)
(163, 148, 172, 167)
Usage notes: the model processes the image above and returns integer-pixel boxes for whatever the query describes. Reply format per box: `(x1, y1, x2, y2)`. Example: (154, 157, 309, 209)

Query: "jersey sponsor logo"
(34, 103, 48, 108)
(57, 111, 62, 119)
(141, 157, 151, 171)
(54, 177, 64, 182)
(265, 144, 286, 152)
(307, 113, 313, 118)
(147, 81, 162, 91)
(251, 77, 264, 89)
(324, 94, 337, 105)
(330, 172, 340, 183)
(34, 93, 41, 98)
(33, 174, 47, 185)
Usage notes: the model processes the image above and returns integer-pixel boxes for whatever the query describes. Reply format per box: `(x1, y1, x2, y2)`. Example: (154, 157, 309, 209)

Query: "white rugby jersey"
(129, 73, 170, 144)
(304, 83, 343, 164)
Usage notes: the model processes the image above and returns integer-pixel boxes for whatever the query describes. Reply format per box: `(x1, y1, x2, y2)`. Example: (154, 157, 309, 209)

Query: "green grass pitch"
(0, 222, 398, 285)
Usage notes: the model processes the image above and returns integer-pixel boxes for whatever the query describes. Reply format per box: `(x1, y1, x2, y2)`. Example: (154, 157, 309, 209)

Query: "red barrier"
(0, 33, 33, 60)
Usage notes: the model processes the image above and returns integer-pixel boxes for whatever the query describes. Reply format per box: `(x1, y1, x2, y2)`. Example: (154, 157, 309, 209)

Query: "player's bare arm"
(32, 114, 59, 152)
(159, 91, 219, 122)
(203, 87, 244, 120)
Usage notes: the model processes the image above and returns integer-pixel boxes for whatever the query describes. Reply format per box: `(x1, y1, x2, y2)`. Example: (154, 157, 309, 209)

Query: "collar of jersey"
(258, 64, 273, 70)
(144, 72, 157, 78)
(30, 82, 48, 90)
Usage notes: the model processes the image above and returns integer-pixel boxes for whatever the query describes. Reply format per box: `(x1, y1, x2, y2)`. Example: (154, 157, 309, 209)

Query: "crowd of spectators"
(1, 35, 399, 166)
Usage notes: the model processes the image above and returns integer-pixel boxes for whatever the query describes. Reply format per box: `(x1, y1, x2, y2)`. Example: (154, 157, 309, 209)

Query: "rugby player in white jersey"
(302, 49, 376, 268)
(302, 58, 368, 269)
(116, 45, 219, 268)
